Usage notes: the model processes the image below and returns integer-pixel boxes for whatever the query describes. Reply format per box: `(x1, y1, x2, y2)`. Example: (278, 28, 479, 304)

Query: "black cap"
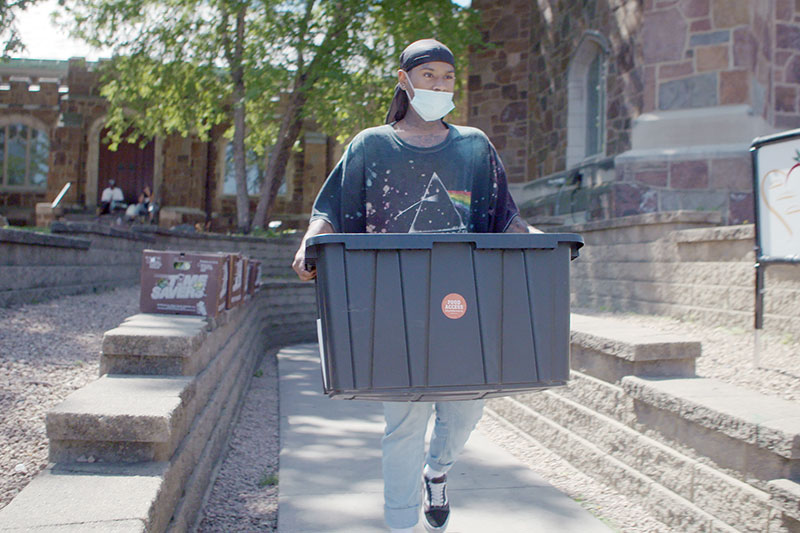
(399, 39, 455, 72)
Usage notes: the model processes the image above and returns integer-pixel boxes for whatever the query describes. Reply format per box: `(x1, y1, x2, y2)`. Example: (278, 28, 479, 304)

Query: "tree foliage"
(61, 0, 484, 231)
(1, 0, 39, 56)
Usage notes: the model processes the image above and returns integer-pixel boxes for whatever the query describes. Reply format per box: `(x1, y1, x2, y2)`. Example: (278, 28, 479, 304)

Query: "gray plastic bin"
(305, 233, 583, 401)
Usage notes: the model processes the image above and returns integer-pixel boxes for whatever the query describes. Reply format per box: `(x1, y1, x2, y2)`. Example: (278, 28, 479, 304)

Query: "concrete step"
(488, 393, 769, 532)
(47, 374, 194, 463)
(769, 479, 800, 524)
(488, 312, 800, 531)
(552, 370, 637, 427)
(569, 313, 701, 382)
(100, 295, 266, 375)
(622, 376, 800, 484)
(2, 322, 267, 533)
(0, 461, 166, 532)
(49, 306, 264, 463)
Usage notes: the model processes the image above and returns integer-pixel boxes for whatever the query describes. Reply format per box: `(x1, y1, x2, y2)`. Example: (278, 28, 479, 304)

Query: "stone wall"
(468, 0, 532, 183)
(0, 222, 301, 308)
(470, 0, 800, 227)
(565, 210, 800, 335)
(611, 145, 755, 223)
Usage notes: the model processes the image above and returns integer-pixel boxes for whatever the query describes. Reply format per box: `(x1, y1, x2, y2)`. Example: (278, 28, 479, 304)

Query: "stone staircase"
(0, 278, 317, 532)
(486, 313, 800, 532)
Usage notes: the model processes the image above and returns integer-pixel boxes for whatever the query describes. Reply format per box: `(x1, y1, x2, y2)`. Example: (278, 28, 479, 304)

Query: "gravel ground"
(3, 287, 798, 531)
(196, 349, 280, 532)
(0, 285, 140, 510)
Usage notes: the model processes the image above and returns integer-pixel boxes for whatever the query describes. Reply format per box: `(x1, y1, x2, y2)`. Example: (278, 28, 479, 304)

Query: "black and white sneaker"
(422, 473, 450, 532)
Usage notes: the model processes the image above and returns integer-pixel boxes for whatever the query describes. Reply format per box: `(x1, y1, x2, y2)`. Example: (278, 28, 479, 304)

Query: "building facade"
(0, 58, 334, 230)
(469, 0, 800, 225)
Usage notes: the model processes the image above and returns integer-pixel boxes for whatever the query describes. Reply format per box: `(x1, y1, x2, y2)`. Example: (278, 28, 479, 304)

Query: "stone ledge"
(0, 461, 166, 532)
(0, 261, 308, 531)
(569, 313, 700, 382)
(53, 302, 267, 465)
(100, 298, 267, 375)
(571, 314, 702, 362)
(51, 221, 156, 242)
(102, 314, 209, 359)
(46, 375, 193, 444)
(555, 210, 722, 234)
(622, 376, 800, 460)
(768, 479, 800, 522)
(131, 223, 301, 244)
(260, 277, 315, 288)
(0, 227, 90, 249)
(668, 223, 754, 244)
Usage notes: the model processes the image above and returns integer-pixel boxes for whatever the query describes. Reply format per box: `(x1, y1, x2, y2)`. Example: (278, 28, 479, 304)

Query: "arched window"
(0, 123, 49, 190)
(566, 32, 608, 167)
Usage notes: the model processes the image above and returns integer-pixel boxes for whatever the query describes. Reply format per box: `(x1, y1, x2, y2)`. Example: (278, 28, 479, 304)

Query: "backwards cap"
(399, 39, 455, 72)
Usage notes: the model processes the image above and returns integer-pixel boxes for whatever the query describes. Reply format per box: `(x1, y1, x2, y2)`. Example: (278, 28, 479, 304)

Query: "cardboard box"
(140, 250, 229, 317)
(226, 253, 246, 308)
(248, 259, 262, 293)
(254, 259, 263, 288)
(243, 257, 252, 300)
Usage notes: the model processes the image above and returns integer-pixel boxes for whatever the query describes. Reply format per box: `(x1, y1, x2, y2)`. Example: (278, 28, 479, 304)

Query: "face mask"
(403, 73, 455, 122)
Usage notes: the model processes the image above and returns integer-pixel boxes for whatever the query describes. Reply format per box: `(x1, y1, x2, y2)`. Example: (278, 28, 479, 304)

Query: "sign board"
(751, 128, 800, 261)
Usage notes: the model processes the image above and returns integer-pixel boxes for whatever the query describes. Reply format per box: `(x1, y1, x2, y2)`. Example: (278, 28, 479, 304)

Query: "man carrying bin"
(293, 39, 539, 533)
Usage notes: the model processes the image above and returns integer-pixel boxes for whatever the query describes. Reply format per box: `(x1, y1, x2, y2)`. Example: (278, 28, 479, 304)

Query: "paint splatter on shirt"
(310, 123, 519, 234)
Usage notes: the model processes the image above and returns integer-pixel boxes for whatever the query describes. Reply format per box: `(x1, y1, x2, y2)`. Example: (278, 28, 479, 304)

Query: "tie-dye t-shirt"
(310, 124, 519, 234)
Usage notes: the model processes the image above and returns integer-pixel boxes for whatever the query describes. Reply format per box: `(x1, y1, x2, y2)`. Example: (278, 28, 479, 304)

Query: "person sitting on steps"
(99, 179, 126, 215)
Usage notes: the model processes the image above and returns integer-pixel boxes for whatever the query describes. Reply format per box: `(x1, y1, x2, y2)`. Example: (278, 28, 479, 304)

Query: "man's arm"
(504, 215, 542, 234)
(292, 219, 335, 281)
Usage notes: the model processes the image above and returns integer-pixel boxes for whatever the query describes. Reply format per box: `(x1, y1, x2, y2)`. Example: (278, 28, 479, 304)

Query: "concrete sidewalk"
(277, 344, 612, 533)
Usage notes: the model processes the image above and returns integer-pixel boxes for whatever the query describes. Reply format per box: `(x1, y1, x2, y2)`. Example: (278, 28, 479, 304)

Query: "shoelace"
(427, 478, 447, 507)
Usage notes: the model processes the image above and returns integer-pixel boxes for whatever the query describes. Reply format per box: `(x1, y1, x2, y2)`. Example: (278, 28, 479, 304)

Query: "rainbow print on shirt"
(448, 190, 471, 211)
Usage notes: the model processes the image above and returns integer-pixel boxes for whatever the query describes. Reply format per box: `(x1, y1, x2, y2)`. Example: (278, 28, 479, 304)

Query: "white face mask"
(403, 73, 455, 122)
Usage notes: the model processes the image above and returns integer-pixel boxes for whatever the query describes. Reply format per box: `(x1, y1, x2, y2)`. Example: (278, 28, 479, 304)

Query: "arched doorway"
(97, 128, 155, 204)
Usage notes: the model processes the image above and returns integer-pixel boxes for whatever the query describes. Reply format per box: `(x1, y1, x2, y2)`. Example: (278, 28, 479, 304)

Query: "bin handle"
(305, 233, 584, 252)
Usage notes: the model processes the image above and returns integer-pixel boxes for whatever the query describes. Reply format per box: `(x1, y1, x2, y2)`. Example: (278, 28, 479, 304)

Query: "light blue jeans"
(382, 400, 484, 529)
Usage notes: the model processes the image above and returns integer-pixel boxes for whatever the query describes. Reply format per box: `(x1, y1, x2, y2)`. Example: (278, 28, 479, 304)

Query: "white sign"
(755, 134, 800, 260)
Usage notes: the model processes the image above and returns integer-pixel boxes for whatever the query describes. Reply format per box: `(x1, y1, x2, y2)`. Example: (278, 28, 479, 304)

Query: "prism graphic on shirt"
(393, 172, 468, 233)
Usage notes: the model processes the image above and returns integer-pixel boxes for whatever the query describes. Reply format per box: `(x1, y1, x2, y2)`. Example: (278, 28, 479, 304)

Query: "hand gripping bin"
(305, 233, 583, 401)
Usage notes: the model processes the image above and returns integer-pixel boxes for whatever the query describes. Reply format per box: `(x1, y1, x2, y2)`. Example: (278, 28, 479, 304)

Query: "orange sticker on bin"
(441, 293, 467, 319)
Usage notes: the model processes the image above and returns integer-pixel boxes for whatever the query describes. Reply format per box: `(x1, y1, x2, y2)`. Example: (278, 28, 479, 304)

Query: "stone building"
(0, 58, 335, 230)
(469, 0, 800, 225)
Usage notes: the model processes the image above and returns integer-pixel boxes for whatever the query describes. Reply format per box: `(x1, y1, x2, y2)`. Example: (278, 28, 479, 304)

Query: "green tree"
(1, 0, 38, 56)
(61, 0, 483, 232)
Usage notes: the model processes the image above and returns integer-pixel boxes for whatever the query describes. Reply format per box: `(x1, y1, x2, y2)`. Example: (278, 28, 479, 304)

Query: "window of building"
(222, 142, 293, 197)
(566, 33, 608, 167)
(0, 123, 49, 190)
